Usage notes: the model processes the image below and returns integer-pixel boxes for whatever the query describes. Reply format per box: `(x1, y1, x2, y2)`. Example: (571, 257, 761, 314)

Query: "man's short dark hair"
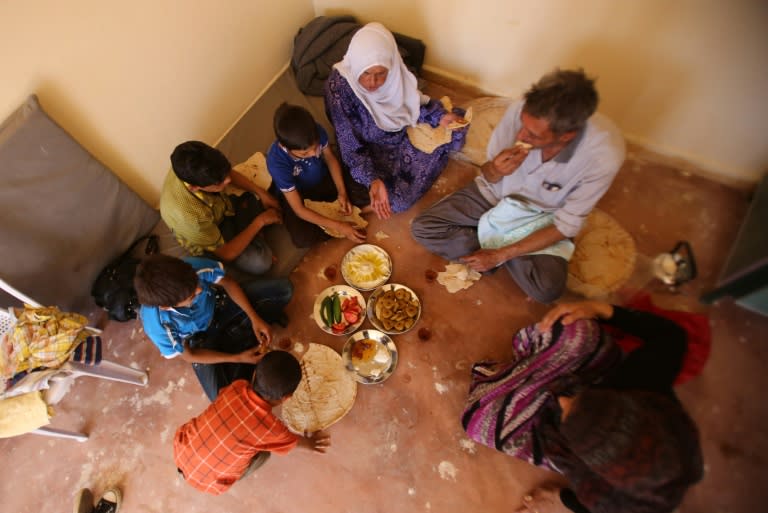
(170, 141, 231, 187)
(252, 350, 302, 401)
(273, 103, 319, 151)
(134, 254, 198, 307)
(523, 69, 599, 134)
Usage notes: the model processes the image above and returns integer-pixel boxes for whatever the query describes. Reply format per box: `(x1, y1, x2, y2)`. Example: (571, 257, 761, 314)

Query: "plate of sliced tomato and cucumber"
(313, 285, 366, 336)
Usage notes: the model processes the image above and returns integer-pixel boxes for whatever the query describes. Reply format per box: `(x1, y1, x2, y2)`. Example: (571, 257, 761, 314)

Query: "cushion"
(227, 151, 272, 193)
(567, 209, 636, 298)
(455, 96, 514, 166)
(0, 95, 159, 312)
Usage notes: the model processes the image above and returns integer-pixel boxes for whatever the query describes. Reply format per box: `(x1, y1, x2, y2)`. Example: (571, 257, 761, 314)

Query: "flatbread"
(303, 199, 367, 238)
(280, 343, 357, 434)
(406, 96, 472, 154)
(407, 123, 452, 154)
(437, 263, 482, 293)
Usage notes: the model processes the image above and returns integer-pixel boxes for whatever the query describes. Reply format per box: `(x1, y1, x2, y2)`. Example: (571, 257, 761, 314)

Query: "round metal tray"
(340, 244, 392, 291)
(313, 285, 366, 336)
(342, 329, 398, 384)
(366, 283, 421, 334)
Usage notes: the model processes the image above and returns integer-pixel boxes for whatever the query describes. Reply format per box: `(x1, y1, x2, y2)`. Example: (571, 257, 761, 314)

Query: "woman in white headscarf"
(324, 22, 467, 219)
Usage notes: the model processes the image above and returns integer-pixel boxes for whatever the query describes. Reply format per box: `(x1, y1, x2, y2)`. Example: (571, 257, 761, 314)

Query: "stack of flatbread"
(437, 263, 482, 293)
(304, 199, 367, 238)
(280, 343, 357, 434)
(407, 97, 473, 154)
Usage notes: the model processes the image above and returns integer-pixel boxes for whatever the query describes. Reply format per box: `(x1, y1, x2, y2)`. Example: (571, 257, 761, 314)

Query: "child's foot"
(73, 488, 94, 513)
(93, 488, 121, 513)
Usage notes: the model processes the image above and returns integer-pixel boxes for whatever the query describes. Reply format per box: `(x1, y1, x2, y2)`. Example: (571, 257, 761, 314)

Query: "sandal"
(93, 487, 122, 513)
(73, 488, 93, 513)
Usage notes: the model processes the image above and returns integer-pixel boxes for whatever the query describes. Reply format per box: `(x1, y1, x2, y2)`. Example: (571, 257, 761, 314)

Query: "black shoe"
(93, 488, 121, 513)
(73, 488, 93, 513)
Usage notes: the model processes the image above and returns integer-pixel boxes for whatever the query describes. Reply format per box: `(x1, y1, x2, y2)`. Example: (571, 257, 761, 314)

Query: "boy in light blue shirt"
(135, 255, 293, 400)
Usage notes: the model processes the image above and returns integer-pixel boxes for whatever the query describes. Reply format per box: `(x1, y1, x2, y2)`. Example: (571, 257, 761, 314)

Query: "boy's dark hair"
(170, 141, 231, 187)
(134, 254, 199, 307)
(252, 350, 302, 401)
(273, 103, 319, 151)
(523, 69, 599, 134)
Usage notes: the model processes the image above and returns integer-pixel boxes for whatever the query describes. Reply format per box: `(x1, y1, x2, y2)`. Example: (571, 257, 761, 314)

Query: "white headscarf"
(334, 22, 422, 132)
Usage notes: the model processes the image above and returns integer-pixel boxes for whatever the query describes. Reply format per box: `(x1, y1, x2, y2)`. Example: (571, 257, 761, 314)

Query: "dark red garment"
(608, 292, 711, 384)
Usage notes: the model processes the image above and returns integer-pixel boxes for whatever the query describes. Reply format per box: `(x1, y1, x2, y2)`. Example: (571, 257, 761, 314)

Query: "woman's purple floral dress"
(324, 69, 467, 213)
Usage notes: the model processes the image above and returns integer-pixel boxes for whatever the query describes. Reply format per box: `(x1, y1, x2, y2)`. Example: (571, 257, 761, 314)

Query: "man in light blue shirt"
(413, 69, 625, 302)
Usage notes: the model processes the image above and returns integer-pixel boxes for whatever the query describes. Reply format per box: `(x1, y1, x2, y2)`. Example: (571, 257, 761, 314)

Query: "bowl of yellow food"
(340, 244, 392, 291)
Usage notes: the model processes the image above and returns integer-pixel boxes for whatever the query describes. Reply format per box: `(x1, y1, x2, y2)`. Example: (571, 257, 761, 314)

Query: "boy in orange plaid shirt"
(173, 350, 330, 494)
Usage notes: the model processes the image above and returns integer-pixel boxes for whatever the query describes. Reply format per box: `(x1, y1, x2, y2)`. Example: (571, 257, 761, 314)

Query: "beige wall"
(0, 0, 315, 204)
(315, 0, 768, 184)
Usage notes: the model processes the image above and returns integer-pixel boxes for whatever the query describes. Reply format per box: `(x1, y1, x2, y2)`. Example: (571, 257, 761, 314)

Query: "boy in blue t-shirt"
(266, 103, 368, 247)
(134, 254, 293, 401)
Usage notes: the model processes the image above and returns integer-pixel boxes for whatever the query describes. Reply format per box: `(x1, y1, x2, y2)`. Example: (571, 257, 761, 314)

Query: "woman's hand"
(537, 301, 614, 332)
(369, 179, 392, 220)
(439, 112, 463, 128)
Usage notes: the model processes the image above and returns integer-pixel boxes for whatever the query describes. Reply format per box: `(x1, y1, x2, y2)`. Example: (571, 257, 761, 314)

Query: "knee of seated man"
(507, 260, 566, 304)
(529, 283, 565, 304)
(410, 213, 432, 240)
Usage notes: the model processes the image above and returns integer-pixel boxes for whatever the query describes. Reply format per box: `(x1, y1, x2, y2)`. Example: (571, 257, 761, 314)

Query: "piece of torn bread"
(406, 96, 473, 154)
(304, 199, 367, 238)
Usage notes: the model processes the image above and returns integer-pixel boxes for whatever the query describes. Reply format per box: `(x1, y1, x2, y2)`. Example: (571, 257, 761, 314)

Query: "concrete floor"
(2, 83, 767, 513)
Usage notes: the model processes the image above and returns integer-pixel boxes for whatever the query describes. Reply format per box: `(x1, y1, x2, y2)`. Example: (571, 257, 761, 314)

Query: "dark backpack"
(91, 235, 158, 321)
(291, 16, 426, 96)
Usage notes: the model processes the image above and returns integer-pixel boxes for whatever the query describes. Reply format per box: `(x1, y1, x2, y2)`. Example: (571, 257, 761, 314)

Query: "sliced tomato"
(331, 322, 347, 333)
(343, 296, 362, 314)
(343, 310, 359, 324)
